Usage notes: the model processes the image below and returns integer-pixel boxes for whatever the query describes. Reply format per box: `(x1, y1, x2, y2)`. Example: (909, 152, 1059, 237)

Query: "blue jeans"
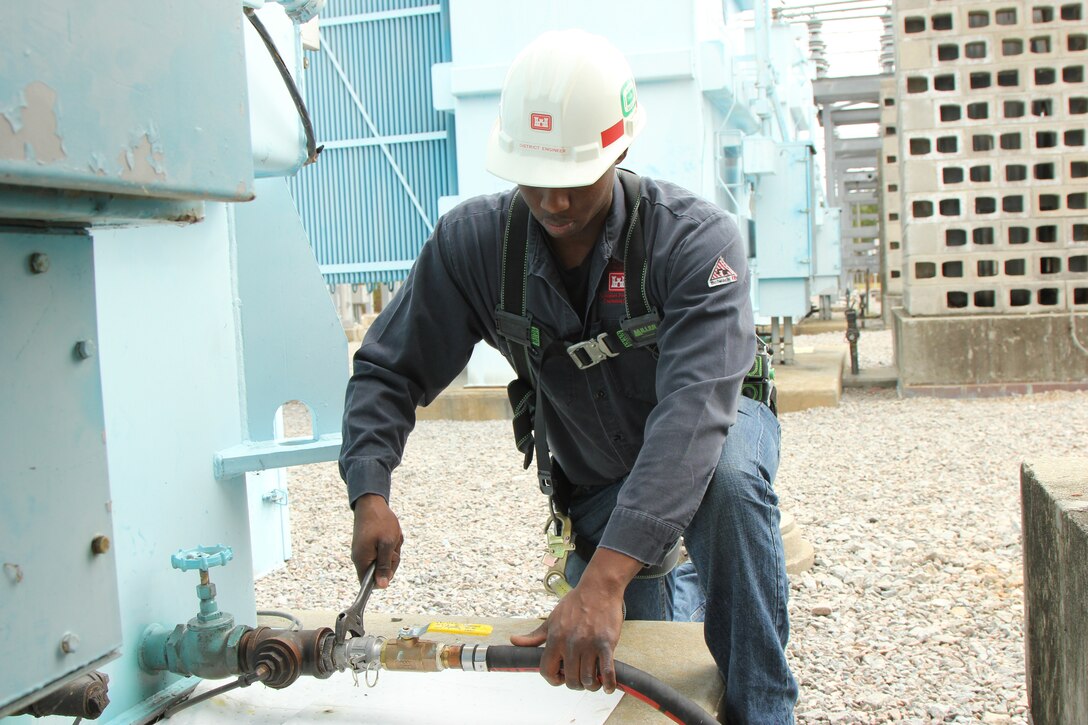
(564, 396, 797, 724)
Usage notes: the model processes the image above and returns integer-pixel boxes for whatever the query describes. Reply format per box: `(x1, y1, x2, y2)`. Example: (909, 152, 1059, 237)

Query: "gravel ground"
(256, 330, 1088, 723)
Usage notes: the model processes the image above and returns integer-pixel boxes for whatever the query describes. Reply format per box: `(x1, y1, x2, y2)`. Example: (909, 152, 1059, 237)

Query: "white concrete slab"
(168, 668, 623, 725)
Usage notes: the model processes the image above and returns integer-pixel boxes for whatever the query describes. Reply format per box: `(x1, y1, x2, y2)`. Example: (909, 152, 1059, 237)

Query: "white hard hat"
(485, 29, 647, 188)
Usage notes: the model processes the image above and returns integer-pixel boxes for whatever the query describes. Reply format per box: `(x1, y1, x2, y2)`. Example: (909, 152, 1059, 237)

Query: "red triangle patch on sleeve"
(708, 256, 738, 287)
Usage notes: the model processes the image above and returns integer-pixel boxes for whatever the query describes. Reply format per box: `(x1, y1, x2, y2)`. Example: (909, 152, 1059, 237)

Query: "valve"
(171, 545, 233, 624)
(139, 544, 248, 679)
(172, 544, 234, 571)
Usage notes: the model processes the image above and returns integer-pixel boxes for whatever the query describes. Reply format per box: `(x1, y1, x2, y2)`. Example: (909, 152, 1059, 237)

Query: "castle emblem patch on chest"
(707, 256, 738, 288)
(600, 260, 626, 304)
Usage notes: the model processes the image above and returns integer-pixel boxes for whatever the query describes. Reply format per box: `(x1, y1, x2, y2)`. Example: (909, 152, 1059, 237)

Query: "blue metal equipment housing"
(289, 0, 458, 287)
(2, 2, 347, 721)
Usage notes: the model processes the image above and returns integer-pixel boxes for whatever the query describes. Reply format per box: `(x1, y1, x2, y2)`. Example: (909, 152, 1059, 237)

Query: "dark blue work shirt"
(340, 175, 755, 566)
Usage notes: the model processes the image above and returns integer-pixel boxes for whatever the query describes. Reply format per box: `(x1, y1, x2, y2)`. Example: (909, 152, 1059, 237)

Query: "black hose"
(483, 646, 718, 725)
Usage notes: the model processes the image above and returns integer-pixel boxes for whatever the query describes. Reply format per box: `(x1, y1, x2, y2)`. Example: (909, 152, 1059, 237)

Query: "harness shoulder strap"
(495, 190, 554, 490)
(495, 189, 537, 379)
(613, 170, 660, 351)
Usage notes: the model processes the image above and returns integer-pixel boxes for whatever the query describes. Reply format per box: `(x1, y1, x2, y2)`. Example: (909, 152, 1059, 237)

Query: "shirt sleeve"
(597, 209, 755, 565)
(338, 217, 488, 508)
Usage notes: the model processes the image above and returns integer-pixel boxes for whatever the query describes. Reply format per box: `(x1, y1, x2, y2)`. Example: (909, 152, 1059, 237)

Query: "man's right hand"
(351, 493, 403, 588)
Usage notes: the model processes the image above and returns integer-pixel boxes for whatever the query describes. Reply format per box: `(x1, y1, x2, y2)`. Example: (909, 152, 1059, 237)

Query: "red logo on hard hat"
(530, 113, 552, 132)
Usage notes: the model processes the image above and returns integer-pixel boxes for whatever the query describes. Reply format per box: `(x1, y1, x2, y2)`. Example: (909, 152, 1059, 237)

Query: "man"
(340, 29, 797, 723)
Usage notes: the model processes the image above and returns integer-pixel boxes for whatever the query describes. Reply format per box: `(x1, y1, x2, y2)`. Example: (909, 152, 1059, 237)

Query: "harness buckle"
(566, 333, 619, 370)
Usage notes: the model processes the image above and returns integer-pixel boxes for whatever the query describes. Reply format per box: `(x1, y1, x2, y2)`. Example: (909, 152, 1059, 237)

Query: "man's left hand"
(510, 548, 643, 694)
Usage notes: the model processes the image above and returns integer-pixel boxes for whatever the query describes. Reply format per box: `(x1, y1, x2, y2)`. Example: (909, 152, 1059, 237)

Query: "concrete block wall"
(879, 77, 905, 308)
(894, 0, 1088, 317)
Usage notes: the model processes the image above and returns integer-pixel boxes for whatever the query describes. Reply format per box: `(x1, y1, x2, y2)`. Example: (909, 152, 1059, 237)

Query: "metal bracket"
(262, 488, 289, 505)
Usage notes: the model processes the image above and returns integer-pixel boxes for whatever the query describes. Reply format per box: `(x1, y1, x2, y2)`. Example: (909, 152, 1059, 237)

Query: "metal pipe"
(13, 672, 110, 720)
(713, 92, 744, 213)
(781, 12, 888, 22)
(780, 4, 887, 17)
(753, 0, 772, 136)
(778, 0, 887, 10)
(162, 665, 270, 720)
(845, 308, 860, 375)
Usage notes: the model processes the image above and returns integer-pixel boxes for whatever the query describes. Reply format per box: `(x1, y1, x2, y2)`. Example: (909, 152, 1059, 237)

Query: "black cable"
(244, 7, 322, 166)
(483, 646, 718, 725)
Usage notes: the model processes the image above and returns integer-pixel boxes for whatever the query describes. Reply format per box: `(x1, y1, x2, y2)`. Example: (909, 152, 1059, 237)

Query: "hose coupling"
(458, 643, 490, 673)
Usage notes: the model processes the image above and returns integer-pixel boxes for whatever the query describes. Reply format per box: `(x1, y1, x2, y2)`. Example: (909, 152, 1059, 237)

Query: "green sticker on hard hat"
(621, 79, 636, 118)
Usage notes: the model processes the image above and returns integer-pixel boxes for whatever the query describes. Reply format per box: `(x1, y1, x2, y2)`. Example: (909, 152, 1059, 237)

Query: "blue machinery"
(1, 2, 349, 721)
(2, 1, 837, 722)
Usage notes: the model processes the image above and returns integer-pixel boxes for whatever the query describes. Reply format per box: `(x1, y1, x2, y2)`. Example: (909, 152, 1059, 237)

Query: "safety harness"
(493, 170, 774, 599)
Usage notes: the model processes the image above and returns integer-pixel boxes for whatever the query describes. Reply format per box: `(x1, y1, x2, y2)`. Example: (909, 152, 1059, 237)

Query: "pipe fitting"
(237, 627, 337, 688)
(380, 636, 448, 673)
(14, 672, 110, 719)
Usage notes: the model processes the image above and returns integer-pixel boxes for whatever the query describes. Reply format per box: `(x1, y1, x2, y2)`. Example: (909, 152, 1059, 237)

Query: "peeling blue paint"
(0, 2, 254, 210)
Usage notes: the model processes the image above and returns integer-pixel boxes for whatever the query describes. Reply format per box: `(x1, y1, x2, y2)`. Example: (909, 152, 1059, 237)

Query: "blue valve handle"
(171, 544, 234, 571)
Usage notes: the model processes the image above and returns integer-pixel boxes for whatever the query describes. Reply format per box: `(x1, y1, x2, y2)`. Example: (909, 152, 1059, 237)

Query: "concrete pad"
(267, 611, 724, 724)
(842, 364, 899, 389)
(773, 347, 845, 413)
(793, 314, 886, 336)
(416, 387, 513, 422)
(793, 317, 848, 335)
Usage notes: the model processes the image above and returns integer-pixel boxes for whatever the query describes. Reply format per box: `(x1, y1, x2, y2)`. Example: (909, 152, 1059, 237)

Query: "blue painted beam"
(214, 435, 343, 479)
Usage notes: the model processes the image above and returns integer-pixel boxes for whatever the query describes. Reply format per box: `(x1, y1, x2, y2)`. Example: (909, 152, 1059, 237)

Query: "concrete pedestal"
(893, 308, 1088, 395)
(1021, 459, 1088, 725)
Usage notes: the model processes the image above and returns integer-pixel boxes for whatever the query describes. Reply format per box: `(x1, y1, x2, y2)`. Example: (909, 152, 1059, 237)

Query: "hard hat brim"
(484, 109, 646, 189)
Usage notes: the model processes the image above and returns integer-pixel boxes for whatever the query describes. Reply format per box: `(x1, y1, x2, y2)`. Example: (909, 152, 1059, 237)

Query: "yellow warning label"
(427, 622, 493, 636)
